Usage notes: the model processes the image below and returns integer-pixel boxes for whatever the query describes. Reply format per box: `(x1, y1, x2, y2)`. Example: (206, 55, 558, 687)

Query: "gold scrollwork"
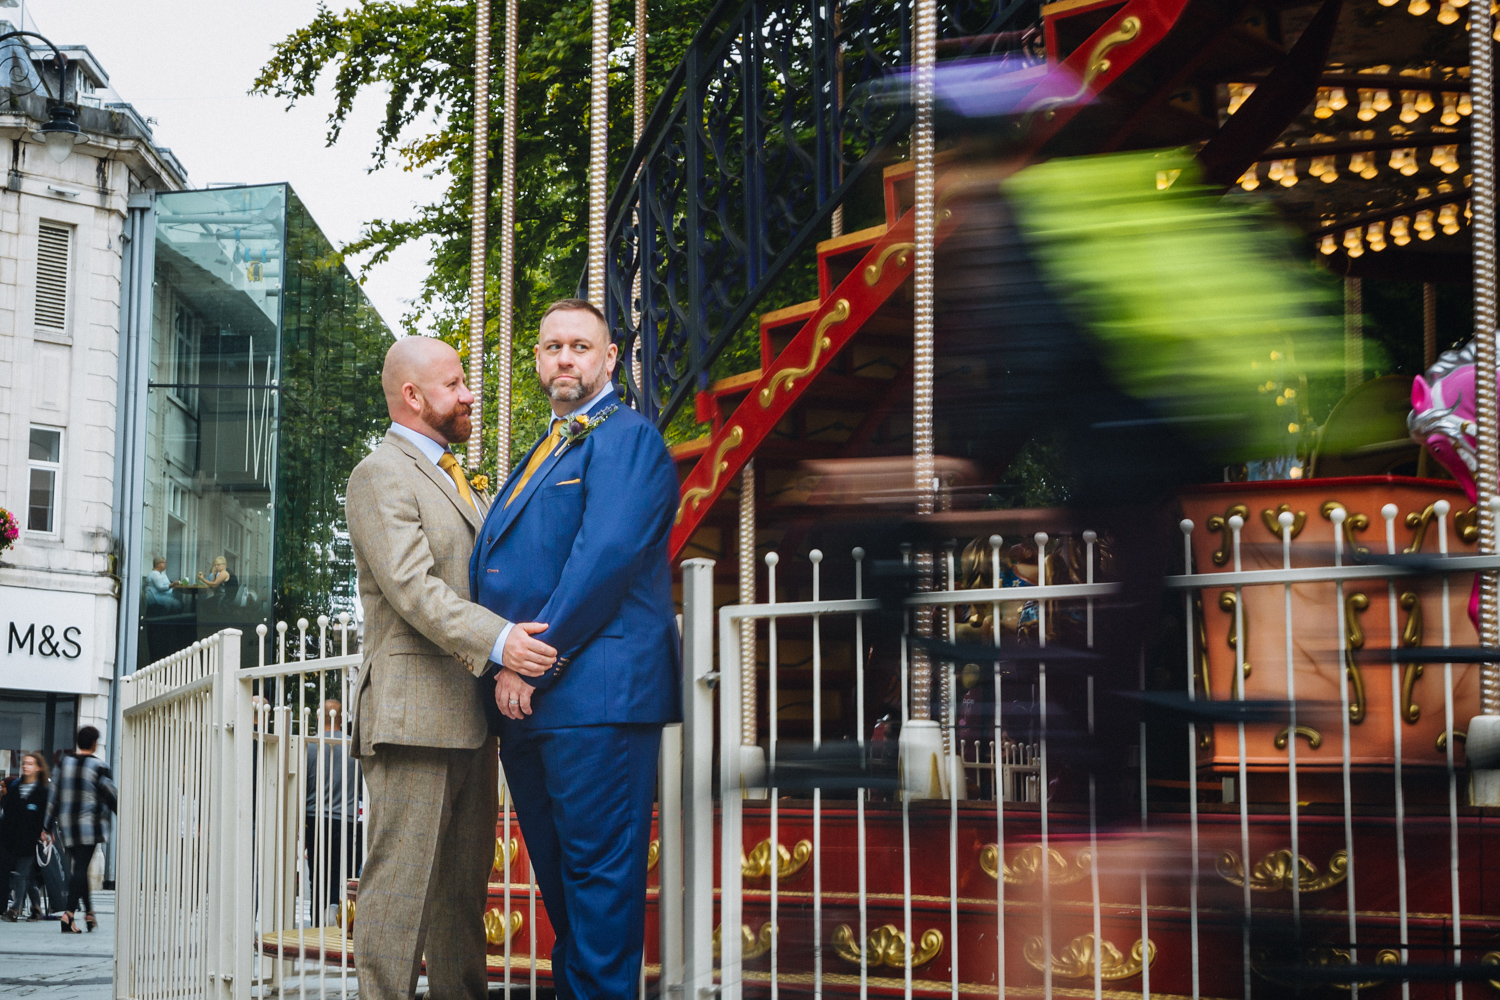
(863, 242, 916, 286)
(713, 922, 773, 960)
(1218, 591, 1251, 680)
(1025, 17, 1142, 121)
(337, 900, 355, 929)
(1261, 504, 1307, 540)
(1321, 501, 1371, 558)
(1456, 504, 1480, 544)
(1193, 594, 1212, 704)
(1274, 725, 1323, 750)
(1481, 950, 1500, 989)
(1023, 933, 1155, 980)
(832, 924, 943, 969)
(647, 839, 660, 871)
(1399, 591, 1425, 724)
(759, 298, 851, 408)
(1216, 848, 1348, 893)
(1206, 504, 1251, 566)
(742, 837, 812, 881)
(484, 908, 524, 946)
(674, 425, 745, 525)
(1344, 592, 1369, 723)
(1405, 501, 1441, 553)
(1438, 729, 1466, 753)
(493, 837, 519, 872)
(1251, 946, 1401, 991)
(978, 843, 1092, 885)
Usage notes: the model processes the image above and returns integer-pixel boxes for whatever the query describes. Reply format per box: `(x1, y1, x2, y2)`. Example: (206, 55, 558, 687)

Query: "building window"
(166, 480, 192, 581)
(27, 427, 61, 534)
(34, 224, 70, 336)
(172, 304, 198, 408)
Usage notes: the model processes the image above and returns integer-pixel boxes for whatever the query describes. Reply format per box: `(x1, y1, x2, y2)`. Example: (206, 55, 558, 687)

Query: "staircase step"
(760, 299, 822, 369)
(817, 223, 887, 299)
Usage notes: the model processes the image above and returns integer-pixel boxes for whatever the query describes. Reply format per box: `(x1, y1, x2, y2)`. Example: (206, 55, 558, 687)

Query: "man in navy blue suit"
(471, 298, 682, 1000)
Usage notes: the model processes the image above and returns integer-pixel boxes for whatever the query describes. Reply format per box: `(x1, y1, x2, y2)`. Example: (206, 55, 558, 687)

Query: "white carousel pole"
(588, 0, 610, 307)
(467, 0, 493, 470)
(495, 0, 519, 478)
(631, 0, 645, 401)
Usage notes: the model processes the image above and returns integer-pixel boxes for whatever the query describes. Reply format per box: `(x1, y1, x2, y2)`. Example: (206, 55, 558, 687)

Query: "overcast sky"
(22, 0, 445, 336)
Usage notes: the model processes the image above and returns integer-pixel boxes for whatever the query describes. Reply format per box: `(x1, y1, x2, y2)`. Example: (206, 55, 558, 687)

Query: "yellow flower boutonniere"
(469, 473, 490, 493)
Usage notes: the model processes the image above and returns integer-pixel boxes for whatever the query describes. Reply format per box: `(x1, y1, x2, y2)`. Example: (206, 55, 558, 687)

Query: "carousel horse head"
(1409, 339, 1485, 502)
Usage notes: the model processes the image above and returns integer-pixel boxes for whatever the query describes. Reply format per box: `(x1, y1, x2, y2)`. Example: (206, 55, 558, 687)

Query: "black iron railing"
(592, 0, 1039, 429)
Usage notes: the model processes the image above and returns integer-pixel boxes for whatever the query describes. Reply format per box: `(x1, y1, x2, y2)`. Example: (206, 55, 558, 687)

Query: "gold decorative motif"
(759, 298, 851, 408)
(337, 900, 355, 928)
(1218, 591, 1251, 679)
(1321, 501, 1371, 557)
(1023, 933, 1155, 980)
(484, 908, 524, 946)
(1274, 725, 1323, 750)
(1216, 849, 1348, 893)
(493, 837, 519, 872)
(675, 425, 744, 525)
(978, 843, 1092, 885)
(1206, 504, 1250, 566)
(1405, 501, 1441, 553)
(1025, 17, 1142, 121)
(742, 838, 812, 881)
(647, 839, 660, 871)
(1438, 729, 1466, 753)
(863, 242, 916, 286)
(832, 924, 943, 969)
(1193, 594, 1212, 703)
(1399, 591, 1425, 724)
(1261, 504, 1307, 540)
(1252, 946, 1400, 991)
(1344, 592, 1369, 723)
(1457, 504, 1480, 544)
(713, 922, 773, 960)
(1481, 950, 1500, 989)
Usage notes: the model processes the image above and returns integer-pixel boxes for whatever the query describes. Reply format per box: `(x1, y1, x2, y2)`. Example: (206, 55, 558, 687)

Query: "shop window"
(27, 427, 61, 535)
(165, 480, 192, 581)
(34, 223, 70, 336)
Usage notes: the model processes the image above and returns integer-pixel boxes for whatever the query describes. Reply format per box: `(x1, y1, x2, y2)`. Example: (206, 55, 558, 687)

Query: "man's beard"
(544, 369, 607, 404)
(421, 397, 472, 443)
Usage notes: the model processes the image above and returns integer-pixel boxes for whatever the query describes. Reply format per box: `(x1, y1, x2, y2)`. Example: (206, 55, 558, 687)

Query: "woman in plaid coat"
(43, 727, 115, 933)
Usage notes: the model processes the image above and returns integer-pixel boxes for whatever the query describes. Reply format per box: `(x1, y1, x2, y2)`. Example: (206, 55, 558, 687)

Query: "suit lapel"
(385, 431, 484, 532)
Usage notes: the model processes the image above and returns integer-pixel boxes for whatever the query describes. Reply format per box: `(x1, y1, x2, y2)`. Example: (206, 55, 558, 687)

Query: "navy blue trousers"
(500, 722, 661, 1000)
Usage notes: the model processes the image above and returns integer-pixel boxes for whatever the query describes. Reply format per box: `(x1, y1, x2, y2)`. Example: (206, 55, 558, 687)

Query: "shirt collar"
(553, 382, 618, 425)
(388, 422, 451, 467)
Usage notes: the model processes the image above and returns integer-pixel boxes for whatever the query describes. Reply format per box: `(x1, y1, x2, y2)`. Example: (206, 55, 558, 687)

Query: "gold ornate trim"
(1261, 504, 1307, 540)
(742, 837, 812, 881)
(1251, 946, 1400, 991)
(1438, 729, 1466, 753)
(675, 425, 744, 525)
(832, 924, 943, 969)
(863, 242, 915, 286)
(1216, 849, 1348, 893)
(713, 922, 773, 960)
(484, 907, 524, 946)
(1399, 591, 1424, 724)
(1218, 590, 1251, 679)
(1025, 17, 1142, 121)
(1344, 592, 1369, 723)
(1321, 501, 1371, 558)
(1193, 594, 1212, 705)
(759, 298, 851, 408)
(1274, 725, 1322, 750)
(1405, 501, 1440, 553)
(978, 843, 1092, 885)
(1206, 504, 1250, 566)
(1023, 933, 1155, 980)
(647, 839, 660, 871)
(494, 837, 519, 872)
(1481, 950, 1500, 990)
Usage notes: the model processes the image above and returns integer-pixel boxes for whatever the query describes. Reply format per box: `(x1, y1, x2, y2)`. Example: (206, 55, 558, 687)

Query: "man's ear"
(401, 382, 424, 416)
(604, 341, 619, 376)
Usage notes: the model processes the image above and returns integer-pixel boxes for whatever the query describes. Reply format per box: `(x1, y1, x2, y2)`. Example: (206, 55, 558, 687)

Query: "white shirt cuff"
(490, 623, 514, 669)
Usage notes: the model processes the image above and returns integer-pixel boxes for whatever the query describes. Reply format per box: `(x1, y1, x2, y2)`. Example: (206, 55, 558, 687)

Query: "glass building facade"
(135, 185, 392, 667)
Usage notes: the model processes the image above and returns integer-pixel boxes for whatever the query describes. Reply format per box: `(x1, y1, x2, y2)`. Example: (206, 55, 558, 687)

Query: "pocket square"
(555, 478, 581, 485)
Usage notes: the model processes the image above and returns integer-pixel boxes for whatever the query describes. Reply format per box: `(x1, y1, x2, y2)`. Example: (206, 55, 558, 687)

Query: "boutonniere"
(555, 405, 618, 454)
(468, 473, 490, 493)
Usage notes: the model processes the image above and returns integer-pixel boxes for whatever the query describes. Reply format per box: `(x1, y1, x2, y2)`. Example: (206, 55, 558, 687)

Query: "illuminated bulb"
(1439, 202, 1461, 234)
(1329, 87, 1348, 111)
(1238, 165, 1260, 191)
(1279, 159, 1299, 187)
(1415, 91, 1435, 114)
(1467, 199, 1473, 220)
(1357, 89, 1378, 120)
(1409, 0, 1430, 13)
(1267, 159, 1285, 182)
(1315, 88, 1334, 118)
(1435, 144, 1461, 173)
(1315, 155, 1339, 182)
(1374, 89, 1393, 112)
(1415, 209, 1436, 240)
(1343, 228, 1365, 257)
(1400, 90, 1420, 122)
(1442, 92, 1462, 124)
(1320, 233, 1338, 255)
(1401, 148, 1420, 175)
(1439, 0, 1460, 20)
(1460, 92, 1473, 115)
(1367, 220, 1387, 251)
(1227, 83, 1256, 115)
(1391, 215, 1412, 245)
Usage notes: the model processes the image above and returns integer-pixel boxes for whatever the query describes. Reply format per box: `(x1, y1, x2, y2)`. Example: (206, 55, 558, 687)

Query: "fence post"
(112, 675, 137, 1000)
(658, 722, 684, 997)
(212, 630, 251, 1000)
(679, 558, 716, 1000)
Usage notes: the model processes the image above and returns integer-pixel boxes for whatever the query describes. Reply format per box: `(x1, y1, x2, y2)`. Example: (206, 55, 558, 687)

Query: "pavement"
(0, 890, 114, 999)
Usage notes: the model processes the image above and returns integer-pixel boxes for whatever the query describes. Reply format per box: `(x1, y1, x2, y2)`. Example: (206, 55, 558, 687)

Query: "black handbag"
(34, 840, 65, 913)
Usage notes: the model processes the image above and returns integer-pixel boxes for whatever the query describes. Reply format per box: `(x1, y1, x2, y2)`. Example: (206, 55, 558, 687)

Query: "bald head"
(382, 337, 475, 445)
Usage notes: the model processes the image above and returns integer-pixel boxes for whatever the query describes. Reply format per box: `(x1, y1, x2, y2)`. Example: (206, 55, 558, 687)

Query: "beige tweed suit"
(345, 430, 510, 1000)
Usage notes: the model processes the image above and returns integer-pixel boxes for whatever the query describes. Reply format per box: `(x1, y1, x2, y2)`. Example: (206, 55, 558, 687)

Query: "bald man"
(345, 337, 556, 1000)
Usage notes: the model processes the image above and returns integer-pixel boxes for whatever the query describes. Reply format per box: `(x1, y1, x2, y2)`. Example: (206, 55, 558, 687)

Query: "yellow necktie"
(437, 451, 478, 512)
(506, 419, 564, 508)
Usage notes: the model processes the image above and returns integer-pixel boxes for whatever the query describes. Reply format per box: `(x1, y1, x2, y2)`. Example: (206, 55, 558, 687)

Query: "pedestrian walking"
(0, 752, 49, 920)
(44, 727, 116, 934)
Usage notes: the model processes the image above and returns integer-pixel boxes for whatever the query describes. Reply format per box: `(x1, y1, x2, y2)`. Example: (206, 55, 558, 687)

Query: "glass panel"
(27, 468, 53, 532)
(28, 428, 59, 463)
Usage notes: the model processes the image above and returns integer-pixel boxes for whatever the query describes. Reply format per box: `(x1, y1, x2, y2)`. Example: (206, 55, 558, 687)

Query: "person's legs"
(422, 739, 497, 1000)
(352, 744, 467, 1000)
(65, 844, 95, 915)
(538, 724, 662, 1000)
(9, 855, 35, 917)
(500, 726, 574, 999)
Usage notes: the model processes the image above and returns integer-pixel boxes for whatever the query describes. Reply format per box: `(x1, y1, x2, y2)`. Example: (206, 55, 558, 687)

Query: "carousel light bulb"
(1460, 92, 1474, 115)
(1391, 215, 1412, 245)
(1329, 87, 1348, 111)
(1315, 88, 1334, 118)
(1442, 92, 1462, 124)
(1416, 209, 1436, 239)
(1416, 91, 1436, 114)
(1357, 89, 1377, 120)
(1410, 0, 1430, 14)
(1238, 165, 1260, 191)
(1439, 144, 1461, 173)
(1439, 1, 1460, 21)
(1344, 228, 1365, 257)
(1400, 90, 1420, 122)
(1439, 202, 1461, 234)
(1374, 89, 1393, 112)
(1279, 159, 1300, 187)
(1227, 83, 1256, 115)
(1467, 198, 1473, 219)
(1401, 148, 1420, 175)
(1268, 159, 1285, 182)
(1320, 233, 1338, 254)
(1318, 155, 1339, 182)
(1367, 220, 1387, 251)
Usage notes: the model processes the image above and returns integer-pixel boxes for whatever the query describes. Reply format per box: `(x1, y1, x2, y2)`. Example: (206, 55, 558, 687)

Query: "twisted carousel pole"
(467, 0, 493, 470)
(494, 0, 519, 478)
(588, 0, 610, 307)
(631, 0, 646, 400)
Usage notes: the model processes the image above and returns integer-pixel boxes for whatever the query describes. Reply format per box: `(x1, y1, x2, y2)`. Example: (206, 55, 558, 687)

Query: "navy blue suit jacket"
(470, 388, 682, 730)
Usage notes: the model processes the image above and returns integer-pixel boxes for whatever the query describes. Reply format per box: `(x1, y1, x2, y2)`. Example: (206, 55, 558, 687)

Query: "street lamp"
(0, 31, 86, 165)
